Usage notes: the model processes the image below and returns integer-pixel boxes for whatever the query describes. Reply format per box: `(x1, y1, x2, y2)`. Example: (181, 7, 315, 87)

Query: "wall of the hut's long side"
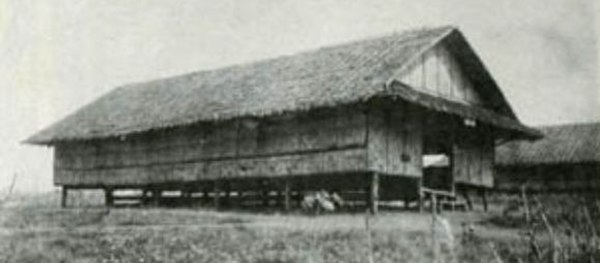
(53, 107, 369, 186)
(452, 129, 494, 188)
(367, 104, 423, 177)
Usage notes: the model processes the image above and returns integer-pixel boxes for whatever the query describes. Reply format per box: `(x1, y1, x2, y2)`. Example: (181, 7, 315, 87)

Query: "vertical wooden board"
(294, 118, 314, 152)
(310, 112, 338, 150)
(387, 109, 404, 174)
(452, 144, 468, 184)
(480, 138, 494, 187)
(403, 108, 423, 177)
(469, 143, 479, 184)
(423, 50, 439, 94)
(172, 163, 201, 182)
(336, 109, 367, 147)
(237, 119, 259, 156)
(399, 58, 420, 91)
(183, 141, 204, 162)
(335, 149, 367, 172)
(464, 79, 477, 104)
(201, 124, 221, 158)
(367, 109, 387, 173)
(259, 120, 290, 154)
(404, 56, 425, 93)
(420, 54, 427, 92)
(54, 168, 67, 185)
(464, 145, 474, 184)
(54, 146, 68, 169)
(474, 145, 483, 185)
(204, 162, 222, 180)
(216, 122, 238, 158)
(437, 46, 454, 97)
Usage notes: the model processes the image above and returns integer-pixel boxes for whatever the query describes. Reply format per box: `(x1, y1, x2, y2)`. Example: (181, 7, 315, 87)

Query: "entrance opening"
(423, 154, 452, 192)
(422, 127, 455, 196)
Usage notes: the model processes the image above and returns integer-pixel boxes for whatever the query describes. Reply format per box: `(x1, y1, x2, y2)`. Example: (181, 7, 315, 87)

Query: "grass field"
(0, 191, 596, 262)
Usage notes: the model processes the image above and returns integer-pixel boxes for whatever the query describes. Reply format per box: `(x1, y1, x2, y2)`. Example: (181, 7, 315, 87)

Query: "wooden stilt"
(237, 191, 243, 208)
(368, 173, 379, 214)
(284, 179, 291, 212)
(430, 193, 437, 214)
(182, 189, 192, 206)
(418, 178, 424, 213)
(203, 188, 209, 205)
(151, 189, 161, 206)
(404, 194, 410, 210)
(223, 181, 231, 208)
(262, 180, 269, 207)
(104, 188, 114, 207)
(461, 188, 473, 211)
(481, 188, 488, 212)
(61, 186, 69, 208)
(142, 189, 150, 205)
(214, 180, 221, 210)
(418, 190, 424, 213)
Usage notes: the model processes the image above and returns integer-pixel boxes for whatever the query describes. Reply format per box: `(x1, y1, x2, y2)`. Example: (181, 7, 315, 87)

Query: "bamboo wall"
(399, 43, 482, 106)
(367, 104, 423, 177)
(452, 130, 494, 188)
(54, 107, 369, 186)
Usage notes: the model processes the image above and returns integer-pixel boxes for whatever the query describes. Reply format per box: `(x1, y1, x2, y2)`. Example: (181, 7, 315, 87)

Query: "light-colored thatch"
(496, 122, 600, 165)
(26, 26, 537, 145)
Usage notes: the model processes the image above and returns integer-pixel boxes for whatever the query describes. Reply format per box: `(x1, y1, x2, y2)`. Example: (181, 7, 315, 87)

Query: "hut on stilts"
(495, 122, 600, 193)
(25, 26, 540, 213)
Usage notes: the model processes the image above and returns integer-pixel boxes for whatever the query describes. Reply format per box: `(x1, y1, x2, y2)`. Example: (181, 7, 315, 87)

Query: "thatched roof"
(26, 26, 538, 145)
(496, 122, 600, 165)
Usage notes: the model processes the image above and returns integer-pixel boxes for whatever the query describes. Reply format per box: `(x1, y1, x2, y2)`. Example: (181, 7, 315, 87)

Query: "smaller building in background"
(495, 122, 600, 192)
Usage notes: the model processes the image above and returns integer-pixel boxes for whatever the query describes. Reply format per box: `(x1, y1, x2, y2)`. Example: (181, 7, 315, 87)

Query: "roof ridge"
(121, 25, 456, 91)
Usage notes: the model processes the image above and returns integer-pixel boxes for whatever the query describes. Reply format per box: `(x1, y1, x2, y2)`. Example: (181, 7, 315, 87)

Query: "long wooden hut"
(495, 122, 600, 192)
(26, 26, 540, 212)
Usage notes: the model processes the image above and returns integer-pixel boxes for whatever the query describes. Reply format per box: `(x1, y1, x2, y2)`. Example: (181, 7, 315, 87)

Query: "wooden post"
(61, 186, 69, 208)
(141, 189, 150, 206)
(430, 193, 437, 213)
(202, 188, 209, 205)
(182, 189, 192, 206)
(284, 179, 291, 212)
(459, 186, 473, 211)
(431, 193, 439, 262)
(104, 188, 114, 207)
(481, 188, 488, 212)
(368, 173, 379, 214)
(418, 179, 424, 213)
(214, 180, 221, 210)
(262, 180, 269, 207)
(237, 191, 243, 208)
(151, 189, 161, 206)
(223, 181, 231, 208)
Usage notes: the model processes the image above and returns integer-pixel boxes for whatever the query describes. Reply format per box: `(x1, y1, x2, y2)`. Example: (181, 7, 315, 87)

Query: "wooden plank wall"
(452, 131, 494, 188)
(367, 104, 423, 177)
(399, 43, 482, 106)
(54, 107, 368, 186)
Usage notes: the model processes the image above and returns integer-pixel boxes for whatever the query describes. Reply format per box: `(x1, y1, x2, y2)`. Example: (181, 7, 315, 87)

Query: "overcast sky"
(0, 0, 598, 193)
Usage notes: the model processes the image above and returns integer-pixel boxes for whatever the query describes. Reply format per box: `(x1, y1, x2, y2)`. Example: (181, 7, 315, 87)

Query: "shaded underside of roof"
(496, 122, 600, 165)
(26, 26, 535, 145)
(385, 82, 541, 139)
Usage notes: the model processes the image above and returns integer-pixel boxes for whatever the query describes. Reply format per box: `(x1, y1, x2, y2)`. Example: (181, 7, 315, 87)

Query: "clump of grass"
(489, 190, 600, 263)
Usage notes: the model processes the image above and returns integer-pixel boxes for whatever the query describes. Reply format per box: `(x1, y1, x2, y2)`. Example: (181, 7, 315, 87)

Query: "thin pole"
(284, 179, 291, 212)
(368, 173, 379, 214)
(61, 186, 69, 208)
